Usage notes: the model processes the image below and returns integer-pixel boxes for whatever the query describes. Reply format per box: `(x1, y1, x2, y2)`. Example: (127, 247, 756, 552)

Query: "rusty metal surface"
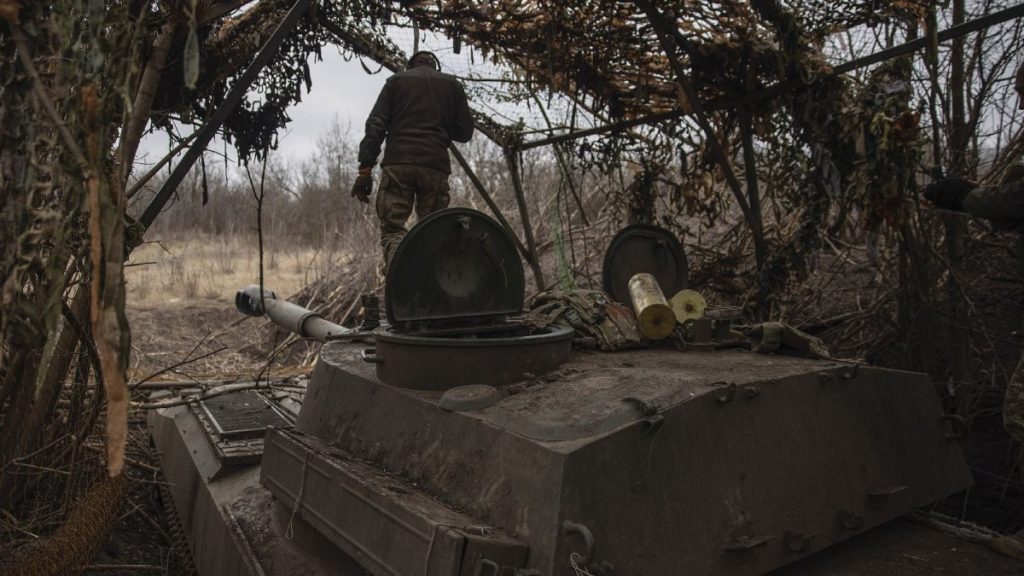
(296, 342, 971, 576)
(368, 324, 574, 389)
(386, 208, 525, 328)
(261, 428, 528, 576)
(602, 224, 688, 310)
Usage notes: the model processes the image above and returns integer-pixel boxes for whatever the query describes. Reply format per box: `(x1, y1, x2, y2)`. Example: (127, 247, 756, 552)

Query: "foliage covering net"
(190, 0, 935, 160)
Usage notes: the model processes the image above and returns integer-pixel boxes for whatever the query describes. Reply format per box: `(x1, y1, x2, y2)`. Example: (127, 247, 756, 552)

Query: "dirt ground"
(128, 301, 273, 380)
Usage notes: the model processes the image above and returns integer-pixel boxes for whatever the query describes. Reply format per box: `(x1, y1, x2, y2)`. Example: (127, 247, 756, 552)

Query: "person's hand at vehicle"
(923, 177, 975, 211)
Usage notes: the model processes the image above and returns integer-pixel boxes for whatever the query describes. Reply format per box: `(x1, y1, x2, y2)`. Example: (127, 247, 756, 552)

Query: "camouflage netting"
(399, 0, 932, 121)
(177, 0, 935, 161)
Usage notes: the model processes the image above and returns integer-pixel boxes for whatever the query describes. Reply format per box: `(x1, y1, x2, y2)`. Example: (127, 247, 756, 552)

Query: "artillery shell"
(628, 273, 676, 340)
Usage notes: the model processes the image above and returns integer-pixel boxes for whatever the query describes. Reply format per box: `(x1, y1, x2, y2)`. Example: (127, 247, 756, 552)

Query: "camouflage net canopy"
(187, 0, 936, 160)
(397, 0, 933, 135)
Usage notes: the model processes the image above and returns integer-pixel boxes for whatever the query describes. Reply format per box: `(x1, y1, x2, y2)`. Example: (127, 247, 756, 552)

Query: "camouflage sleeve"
(961, 179, 1024, 222)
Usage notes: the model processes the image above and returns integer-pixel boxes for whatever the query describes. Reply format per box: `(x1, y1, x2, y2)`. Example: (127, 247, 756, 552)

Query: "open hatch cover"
(386, 208, 526, 327)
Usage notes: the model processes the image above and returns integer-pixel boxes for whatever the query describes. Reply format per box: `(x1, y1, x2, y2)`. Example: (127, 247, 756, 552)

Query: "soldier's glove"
(351, 169, 373, 204)
(923, 177, 975, 211)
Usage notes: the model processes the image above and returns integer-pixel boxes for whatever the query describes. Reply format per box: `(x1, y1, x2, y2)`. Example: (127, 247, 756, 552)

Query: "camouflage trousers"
(376, 164, 451, 272)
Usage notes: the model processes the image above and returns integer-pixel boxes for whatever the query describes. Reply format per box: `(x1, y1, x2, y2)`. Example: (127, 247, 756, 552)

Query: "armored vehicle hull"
(150, 342, 978, 576)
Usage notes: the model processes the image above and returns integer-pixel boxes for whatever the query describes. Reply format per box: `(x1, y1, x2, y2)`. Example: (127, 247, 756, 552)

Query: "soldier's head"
(1016, 62, 1024, 110)
(407, 51, 439, 71)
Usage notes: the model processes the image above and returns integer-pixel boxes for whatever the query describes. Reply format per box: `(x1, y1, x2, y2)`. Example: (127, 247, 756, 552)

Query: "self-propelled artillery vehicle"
(149, 208, 992, 576)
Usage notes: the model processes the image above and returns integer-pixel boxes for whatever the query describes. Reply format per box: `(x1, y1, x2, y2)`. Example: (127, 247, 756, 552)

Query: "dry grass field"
(124, 233, 353, 379)
(126, 233, 343, 305)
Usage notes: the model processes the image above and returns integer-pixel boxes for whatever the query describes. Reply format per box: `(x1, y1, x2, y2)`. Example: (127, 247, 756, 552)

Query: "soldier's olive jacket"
(357, 65, 474, 175)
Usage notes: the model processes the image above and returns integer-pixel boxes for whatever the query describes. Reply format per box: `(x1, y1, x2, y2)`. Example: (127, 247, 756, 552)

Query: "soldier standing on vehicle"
(923, 62, 1024, 447)
(350, 51, 475, 272)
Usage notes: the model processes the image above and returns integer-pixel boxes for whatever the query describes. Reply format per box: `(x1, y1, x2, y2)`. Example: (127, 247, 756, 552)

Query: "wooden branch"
(82, 445, 160, 474)
(125, 133, 197, 199)
(740, 107, 765, 270)
(85, 125, 130, 479)
(450, 145, 532, 259)
(635, 0, 752, 224)
(119, 16, 178, 185)
(520, 109, 681, 150)
(140, 381, 282, 410)
(504, 148, 546, 291)
(635, 0, 770, 274)
(520, 3, 1024, 150)
(60, 298, 107, 450)
(530, 93, 590, 226)
(197, 0, 255, 25)
(131, 330, 213, 387)
(319, 18, 403, 72)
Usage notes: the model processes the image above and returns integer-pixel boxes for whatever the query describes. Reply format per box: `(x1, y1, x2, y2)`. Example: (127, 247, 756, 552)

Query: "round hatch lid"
(602, 224, 688, 310)
(386, 208, 525, 326)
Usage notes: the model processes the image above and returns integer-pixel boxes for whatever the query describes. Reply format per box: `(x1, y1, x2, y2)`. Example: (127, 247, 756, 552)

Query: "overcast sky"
(136, 46, 387, 169)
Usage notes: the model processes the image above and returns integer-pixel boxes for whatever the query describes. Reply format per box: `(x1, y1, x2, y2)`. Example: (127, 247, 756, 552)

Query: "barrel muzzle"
(235, 284, 277, 316)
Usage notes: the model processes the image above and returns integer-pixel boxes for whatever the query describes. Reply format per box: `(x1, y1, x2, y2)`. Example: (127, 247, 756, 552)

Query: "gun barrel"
(235, 284, 350, 341)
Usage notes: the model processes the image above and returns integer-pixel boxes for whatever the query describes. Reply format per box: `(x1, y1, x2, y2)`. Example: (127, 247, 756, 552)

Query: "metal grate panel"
(199, 390, 290, 440)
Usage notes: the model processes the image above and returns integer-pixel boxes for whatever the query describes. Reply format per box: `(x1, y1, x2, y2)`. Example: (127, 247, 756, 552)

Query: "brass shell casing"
(628, 273, 676, 340)
(669, 289, 708, 324)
